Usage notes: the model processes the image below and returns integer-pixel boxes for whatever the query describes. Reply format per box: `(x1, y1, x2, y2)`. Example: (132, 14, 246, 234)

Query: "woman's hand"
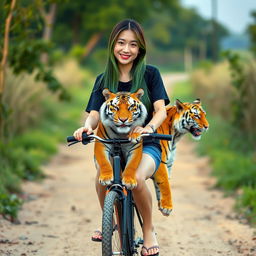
(132, 125, 154, 134)
(73, 126, 93, 141)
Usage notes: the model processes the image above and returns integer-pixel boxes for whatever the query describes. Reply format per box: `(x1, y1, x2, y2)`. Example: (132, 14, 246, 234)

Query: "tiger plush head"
(173, 99, 209, 140)
(100, 89, 148, 134)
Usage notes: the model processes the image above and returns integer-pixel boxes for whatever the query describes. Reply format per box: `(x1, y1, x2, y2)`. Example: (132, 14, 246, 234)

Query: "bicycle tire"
(102, 190, 124, 256)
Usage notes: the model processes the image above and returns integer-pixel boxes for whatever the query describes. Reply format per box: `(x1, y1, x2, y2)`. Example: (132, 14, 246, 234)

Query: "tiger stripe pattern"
(153, 99, 209, 216)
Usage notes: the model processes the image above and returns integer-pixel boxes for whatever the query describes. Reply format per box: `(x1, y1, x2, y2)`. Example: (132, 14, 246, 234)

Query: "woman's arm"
(73, 110, 100, 140)
(133, 99, 167, 134)
(146, 99, 167, 132)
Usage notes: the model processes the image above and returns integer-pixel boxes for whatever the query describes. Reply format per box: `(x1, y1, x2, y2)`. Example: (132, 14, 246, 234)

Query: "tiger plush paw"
(128, 132, 141, 144)
(158, 199, 173, 216)
(122, 174, 137, 190)
(99, 173, 113, 186)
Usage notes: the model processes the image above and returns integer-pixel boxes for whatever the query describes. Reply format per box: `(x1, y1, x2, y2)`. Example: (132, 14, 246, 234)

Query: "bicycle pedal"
(138, 238, 143, 245)
(135, 237, 144, 247)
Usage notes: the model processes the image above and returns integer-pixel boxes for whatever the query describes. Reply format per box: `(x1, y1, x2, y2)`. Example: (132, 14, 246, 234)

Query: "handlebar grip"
(150, 134, 172, 141)
(67, 132, 93, 144)
(67, 136, 77, 143)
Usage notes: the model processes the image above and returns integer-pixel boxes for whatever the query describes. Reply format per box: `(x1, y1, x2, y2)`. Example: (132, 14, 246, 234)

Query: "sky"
(181, 0, 256, 34)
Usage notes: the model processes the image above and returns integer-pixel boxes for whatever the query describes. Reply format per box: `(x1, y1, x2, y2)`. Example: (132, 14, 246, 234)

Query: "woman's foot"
(141, 230, 159, 255)
(91, 230, 102, 242)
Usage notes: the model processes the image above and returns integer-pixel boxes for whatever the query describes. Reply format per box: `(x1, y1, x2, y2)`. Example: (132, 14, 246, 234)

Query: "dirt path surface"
(1, 74, 256, 256)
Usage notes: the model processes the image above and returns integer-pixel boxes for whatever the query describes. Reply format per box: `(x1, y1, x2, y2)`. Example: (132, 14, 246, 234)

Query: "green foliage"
(222, 51, 256, 139)
(0, 193, 22, 221)
(0, 162, 21, 193)
(236, 187, 256, 225)
(0, 141, 44, 183)
(0, 0, 67, 103)
(212, 151, 256, 191)
(170, 79, 194, 103)
(0, 63, 93, 220)
(195, 60, 214, 71)
(247, 10, 256, 56)
(53, 0, 179, 49)
(222, 51, 245, 89)
(185, 75, 256, 224)
(144, 5, 229, 65)
(69, 45, 85, 60)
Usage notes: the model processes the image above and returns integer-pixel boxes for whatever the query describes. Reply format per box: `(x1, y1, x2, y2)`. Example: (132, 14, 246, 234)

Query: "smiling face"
(113, 30, 139, 68)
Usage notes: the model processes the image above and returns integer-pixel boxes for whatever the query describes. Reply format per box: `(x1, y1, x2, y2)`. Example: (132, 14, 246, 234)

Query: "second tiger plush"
(153, 99, 209, 215)
(94, 88, 147, 189)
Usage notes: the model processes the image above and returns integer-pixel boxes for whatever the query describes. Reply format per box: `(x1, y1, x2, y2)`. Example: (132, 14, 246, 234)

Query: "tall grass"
(240, 61, 256, 136)
(190, 60, 256, 225)
(0, 58, 93, 220)
(191, 60, 256, 143)
(2, 69, 47, 138)
(191, 62, 235, 120)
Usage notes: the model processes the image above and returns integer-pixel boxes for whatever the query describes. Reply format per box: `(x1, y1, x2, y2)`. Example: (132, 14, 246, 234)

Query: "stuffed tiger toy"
(153, 99, 209, 216)
(95, 88, 147, 189)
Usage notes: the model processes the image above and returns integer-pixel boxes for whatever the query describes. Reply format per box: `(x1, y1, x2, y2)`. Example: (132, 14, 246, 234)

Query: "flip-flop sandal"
(141, 245, 160, 256)
(91, 230, 102, 242)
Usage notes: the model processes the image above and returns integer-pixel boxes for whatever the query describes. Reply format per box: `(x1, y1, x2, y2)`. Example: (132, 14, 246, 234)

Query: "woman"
(73, 19, 170, 256)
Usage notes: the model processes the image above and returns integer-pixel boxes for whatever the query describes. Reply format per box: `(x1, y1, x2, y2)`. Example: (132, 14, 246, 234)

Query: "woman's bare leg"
(92, 164, 106, 240)
(95, 164, 106, 210)
(132, 153, 159, 255)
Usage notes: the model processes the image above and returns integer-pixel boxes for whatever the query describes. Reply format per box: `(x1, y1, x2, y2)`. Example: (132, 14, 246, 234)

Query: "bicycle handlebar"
(67, 133, 172, 146)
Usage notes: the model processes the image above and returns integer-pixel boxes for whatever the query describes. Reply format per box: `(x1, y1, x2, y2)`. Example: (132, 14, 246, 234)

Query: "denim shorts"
(143, 145, 162, 176)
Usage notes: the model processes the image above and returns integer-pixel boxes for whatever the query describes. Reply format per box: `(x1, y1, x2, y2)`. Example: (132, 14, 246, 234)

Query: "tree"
(53, 0, 180, 58)
(0, 0, 16, 98)
(247, 10, 256, 56)
(0, 0, 68, 137)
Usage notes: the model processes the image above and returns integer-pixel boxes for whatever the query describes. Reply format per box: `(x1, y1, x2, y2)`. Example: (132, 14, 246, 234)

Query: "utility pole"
(211, 0, 218, 62)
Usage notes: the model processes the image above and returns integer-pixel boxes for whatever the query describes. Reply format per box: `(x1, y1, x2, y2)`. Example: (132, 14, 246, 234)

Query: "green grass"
(170, 80, 195, 103)
(236, 186, 256, 224)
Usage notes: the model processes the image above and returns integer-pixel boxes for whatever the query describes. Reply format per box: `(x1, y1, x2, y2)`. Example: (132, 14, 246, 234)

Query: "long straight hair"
(97, 19, 151, 111)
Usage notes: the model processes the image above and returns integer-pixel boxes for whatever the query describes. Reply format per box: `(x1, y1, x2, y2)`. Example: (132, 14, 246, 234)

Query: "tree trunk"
(82, 32, 103, 59)
(39, 3, 57, 63)
(0, 0, 16, 96)
(0, 0, 16, 138)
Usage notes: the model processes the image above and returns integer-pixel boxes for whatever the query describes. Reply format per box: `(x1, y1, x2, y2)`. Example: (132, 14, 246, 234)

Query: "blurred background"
(0, 0, 255, 224)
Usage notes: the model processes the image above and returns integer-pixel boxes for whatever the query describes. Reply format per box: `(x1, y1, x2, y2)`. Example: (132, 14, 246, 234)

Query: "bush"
(0, 193, 22, 221)
(190, 61, 256, 225)
(212, 151, 256, 191)
(236, 187, 256, 225)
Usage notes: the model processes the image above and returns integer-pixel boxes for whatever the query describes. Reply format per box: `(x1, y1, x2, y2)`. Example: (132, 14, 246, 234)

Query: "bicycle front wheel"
(102, 190, 124, 256)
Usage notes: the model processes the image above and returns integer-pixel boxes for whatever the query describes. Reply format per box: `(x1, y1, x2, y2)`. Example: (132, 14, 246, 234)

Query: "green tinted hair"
(97, 19, 151, 111)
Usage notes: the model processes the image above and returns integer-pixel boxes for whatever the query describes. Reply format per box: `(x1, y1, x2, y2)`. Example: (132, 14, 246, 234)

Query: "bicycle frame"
(67, 132, 172, 255)
(107, 141, 142, 255)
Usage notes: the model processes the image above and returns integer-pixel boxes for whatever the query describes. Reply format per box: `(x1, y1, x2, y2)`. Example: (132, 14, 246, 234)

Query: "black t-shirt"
(85, 65, 170, 150)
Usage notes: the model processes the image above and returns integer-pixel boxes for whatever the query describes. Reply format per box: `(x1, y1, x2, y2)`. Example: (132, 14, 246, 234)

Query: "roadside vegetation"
(0, 59, 93, 221)
(172, 58, 256, 225)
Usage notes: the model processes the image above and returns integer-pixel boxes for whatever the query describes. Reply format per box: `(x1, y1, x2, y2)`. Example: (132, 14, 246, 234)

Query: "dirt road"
(0, 74, 255, 256)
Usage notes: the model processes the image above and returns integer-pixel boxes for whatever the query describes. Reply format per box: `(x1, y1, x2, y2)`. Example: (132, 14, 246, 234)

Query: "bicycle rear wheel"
(102, 190, 124, 256)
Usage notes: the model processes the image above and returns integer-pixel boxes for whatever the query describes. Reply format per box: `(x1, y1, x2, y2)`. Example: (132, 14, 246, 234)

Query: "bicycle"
(67, 132, 172, 256)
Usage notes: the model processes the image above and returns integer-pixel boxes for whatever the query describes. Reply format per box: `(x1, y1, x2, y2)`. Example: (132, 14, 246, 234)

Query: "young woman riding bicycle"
(73, 19, 170, 256)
